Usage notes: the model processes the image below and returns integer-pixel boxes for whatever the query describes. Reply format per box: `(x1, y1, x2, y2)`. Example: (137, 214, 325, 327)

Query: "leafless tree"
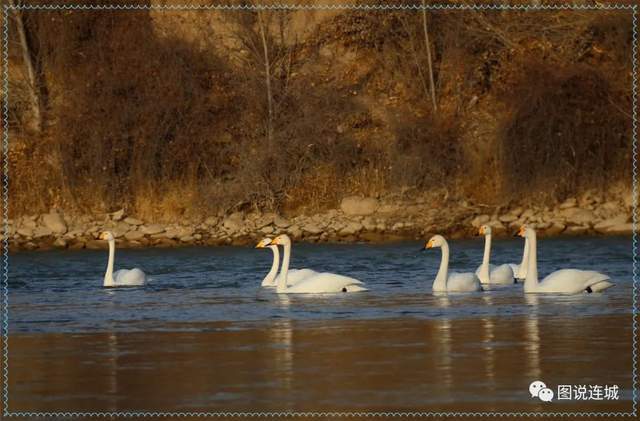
(9, 0, 44, 133)
(226, 8, 298, 147)
(421, 1, 437, 112)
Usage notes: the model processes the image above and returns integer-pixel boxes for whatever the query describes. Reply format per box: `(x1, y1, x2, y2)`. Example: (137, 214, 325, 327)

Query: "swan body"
(516, 226, 614, 294)
(424, 235, 483, 293)
(270, 234, 367, 294)
(475, 225, 515, 284)
(255, 238, 317, 287)
(280, 273, 368, 293)
(100, 231, 147, 287)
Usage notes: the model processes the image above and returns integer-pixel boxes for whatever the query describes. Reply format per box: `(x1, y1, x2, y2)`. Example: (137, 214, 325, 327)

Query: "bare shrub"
(500, 60, 631, 203)
(389, 114, 463, 191)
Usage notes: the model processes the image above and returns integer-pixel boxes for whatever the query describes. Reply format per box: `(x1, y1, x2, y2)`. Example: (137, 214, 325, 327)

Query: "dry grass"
(5, 7, 633, 219)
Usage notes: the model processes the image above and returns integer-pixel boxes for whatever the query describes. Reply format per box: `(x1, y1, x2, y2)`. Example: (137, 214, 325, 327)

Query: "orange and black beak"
(255, 238, 271, 249)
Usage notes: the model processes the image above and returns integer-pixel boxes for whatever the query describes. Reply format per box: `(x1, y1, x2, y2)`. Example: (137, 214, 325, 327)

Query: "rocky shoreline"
(4, 192, 635, 252)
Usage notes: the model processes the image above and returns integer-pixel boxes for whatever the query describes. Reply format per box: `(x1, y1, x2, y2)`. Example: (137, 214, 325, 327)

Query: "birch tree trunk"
(421, 1, 437, 112)
(9, 0, 43, 133)
(257, 11, 273, 146)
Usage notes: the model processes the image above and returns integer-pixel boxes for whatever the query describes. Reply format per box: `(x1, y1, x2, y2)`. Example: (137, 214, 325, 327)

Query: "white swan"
(509, 236, 529, 281)
(255, 238, 317, 287)
(99, 231, 147, 287)
(270, 234, 367, 293)
(424, 235, 483, 293)
(515, 226, 614, 294)
(475, 225, 515, 284)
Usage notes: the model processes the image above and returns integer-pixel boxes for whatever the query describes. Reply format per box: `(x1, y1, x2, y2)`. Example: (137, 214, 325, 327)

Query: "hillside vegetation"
(5, 1, 634, 222)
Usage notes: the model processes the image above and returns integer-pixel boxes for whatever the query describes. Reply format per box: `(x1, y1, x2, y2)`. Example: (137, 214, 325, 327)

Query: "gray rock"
(520, 209, 534, 220)
(565, 225, 590, 235)
(64, 229, 84, 239)
(204, 216, 219, 227)
(499, 214, 518, 223)
(53, 238, 67, 248)
(340, 196, 379, 216)
(488, 220, 506, 235)
(579, 191, 601, 207)
(508, 219, 523, 230)
(274, 215, 291, 228)
(339, 221, 363, 236)
(535, 221, 552, 229)
(111, 209, 125, 221)
(601, 201, 619, 211)
(255, 213, 275, 228)
(561, 208, 595, 226)
(21, 217, 37, 229)
(391, 222, 405, 231)
(509, 207, 524, 217)
(141, 224, 165, 235)
(594, 214, 629, 233)
(124, 217, 143, 226)
(289, 225, 302, 238)
(17, 227, 34, 237)
(33, 226, 53, 238)
(260, 226, 274, 234)
(42, 212, 67, 234)
(111, 222, 131, 238)
(86, 226, 100, 234)
(604, 223, 633, 235)
(179, 235, 194, 242)
(362, 216, 376, 231)
(544, 223, 566, 236)
(162, 227, 180, 239)
(303, 223, 323, 235)
(223, 213, 244, 232)
(325, 209, 339, 219)
(173, 226, 194, 238)
(125, 230, 145, 240)
(471, 214, 490, 228)
(559, 198, 577, 209)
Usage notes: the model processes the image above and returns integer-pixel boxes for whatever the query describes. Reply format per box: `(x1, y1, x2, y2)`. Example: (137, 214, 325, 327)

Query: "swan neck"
(277, 242, 291, 292)
(434, 241, 449, 291)
(480, 234, 491, 279)
(525, 232, 539, 290)
(519, 237, 529, 277)
(104, 239, 115, 287)
(263, 246, 279, 286)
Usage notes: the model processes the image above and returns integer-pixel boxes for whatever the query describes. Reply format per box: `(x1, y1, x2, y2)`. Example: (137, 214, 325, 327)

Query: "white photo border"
(1, 1, 637, 417)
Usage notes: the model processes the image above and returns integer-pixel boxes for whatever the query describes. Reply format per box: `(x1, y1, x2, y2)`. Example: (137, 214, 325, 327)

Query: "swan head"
(478, 225, 492, 236)
(516, 225, 534, 238)
(424, 235, 446, 249)
(271, 234, 291, 246)
(255, 237, 272, 249)
(99, 231, 115, 241)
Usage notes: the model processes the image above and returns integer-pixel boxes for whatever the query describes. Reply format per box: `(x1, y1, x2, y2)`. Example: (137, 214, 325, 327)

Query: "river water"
(6, 236, 635, 413)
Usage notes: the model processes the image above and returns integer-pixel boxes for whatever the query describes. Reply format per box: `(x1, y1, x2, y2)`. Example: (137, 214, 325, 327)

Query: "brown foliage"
(6, 7, 634, 218)
(500, 61, 631, 202)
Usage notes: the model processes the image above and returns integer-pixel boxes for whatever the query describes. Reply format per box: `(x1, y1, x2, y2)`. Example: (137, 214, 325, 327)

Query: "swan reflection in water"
(433, 294, 453, 393)
(525, 294, 542, 381)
